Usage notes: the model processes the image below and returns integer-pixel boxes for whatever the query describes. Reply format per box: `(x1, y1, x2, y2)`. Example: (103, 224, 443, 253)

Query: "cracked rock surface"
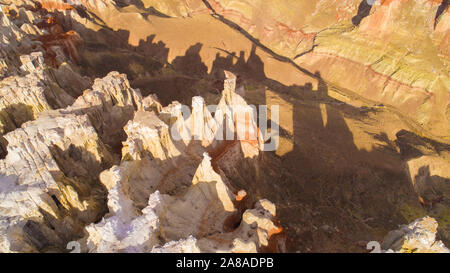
(0, 0, 449, 253)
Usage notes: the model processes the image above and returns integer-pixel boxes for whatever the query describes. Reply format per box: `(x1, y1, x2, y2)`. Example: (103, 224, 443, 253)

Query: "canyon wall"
(0, 0, 449, 253)
(137, 0, 450, 141)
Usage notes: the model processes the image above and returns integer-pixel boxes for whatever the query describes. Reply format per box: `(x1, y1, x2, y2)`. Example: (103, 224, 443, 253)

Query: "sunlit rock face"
(0, 3, 284, 251)
(85, 154, 281, 253)
(0, 52, 89, 135)
(0, 111, 113, 252)
(0, 70, 146, 252)
(0, 60, 283, 252)
(82, 72, 283, 253)
(0, 0, 449, 253)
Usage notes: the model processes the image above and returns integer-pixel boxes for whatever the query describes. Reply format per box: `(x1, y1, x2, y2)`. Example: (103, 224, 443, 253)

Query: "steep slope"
(0, 0, 449, 253)
(133, 0, 450, 140)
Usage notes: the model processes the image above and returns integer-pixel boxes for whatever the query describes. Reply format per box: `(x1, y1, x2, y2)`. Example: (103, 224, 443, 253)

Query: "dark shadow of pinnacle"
(435, 0, 449, 29)
(352, 0, 373, 26)
(201, 0, 317, 79)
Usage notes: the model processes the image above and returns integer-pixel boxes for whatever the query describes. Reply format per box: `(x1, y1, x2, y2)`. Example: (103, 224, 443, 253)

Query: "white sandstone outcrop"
(81, 71, 283, 253)
(0, 63, 283, 253)
(0, 71, 154, 252)
(382, 216, 450, 253)
(85, 152, 282, 253)
(0, 2, 283, 253)
(0, 52, 77, 134)
(0, 111, 114, 252)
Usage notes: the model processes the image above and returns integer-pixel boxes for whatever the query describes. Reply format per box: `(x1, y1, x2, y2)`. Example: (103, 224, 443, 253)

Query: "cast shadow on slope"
(8, 142, 112, 252)
(352, 0, 373, 26)
(205, 44, 435, 252)
(435, 0, 449, 29)
(40, 7, 450, 252)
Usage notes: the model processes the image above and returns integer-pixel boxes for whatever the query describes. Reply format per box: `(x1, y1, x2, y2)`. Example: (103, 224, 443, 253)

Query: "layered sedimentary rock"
(0, 35, 283, 252)
(0, 69, 149, 252)
(0, 52, 84, 134)
(82, 71, 282, 253)
(11, 0, 449, 141)
(0, 0, 449, 253)
(0, 111, 113, 252)
(0, 0, 283, 251)
(0, 3, 173, 250)
(0, 2, 91, 153)
(134, 0, 449, 140)
(85, 153, 281, 253)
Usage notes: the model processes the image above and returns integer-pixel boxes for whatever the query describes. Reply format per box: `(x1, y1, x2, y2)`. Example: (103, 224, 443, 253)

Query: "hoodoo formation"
(0, 0, 449, 253)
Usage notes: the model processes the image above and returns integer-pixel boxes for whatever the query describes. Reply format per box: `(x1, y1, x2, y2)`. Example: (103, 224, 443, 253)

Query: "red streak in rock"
(40, 1, 74, 11)
(305, 51, 434, 96)
(35, 29, 83, 67)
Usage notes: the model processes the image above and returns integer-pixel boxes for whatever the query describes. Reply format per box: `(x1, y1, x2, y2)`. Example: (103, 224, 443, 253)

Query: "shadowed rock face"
(0, 0, 449, 253)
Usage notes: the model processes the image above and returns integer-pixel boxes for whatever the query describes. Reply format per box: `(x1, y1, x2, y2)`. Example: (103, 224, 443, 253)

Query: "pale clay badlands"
(0, 0, 449, 253)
